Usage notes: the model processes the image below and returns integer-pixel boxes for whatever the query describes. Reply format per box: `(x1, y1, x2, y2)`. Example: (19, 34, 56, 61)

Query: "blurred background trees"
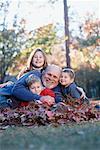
(0, 1, 28, 81)
(0, 0, 99, 99)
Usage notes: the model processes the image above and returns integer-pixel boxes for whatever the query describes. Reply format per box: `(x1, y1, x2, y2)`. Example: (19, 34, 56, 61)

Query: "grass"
(0, 121, 100, 150)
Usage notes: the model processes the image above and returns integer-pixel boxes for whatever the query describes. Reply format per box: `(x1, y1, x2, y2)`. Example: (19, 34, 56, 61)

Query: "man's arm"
(69, 86, 81, 99)
(12, 70, 42, 101)
(52, 85, 63, 103)
(12, 86, 41, 101)
(77, 87, 86, 98)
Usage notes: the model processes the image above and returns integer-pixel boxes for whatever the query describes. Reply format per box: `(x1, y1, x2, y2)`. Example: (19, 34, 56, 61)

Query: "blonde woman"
(17, 48, 48, 79)
(0, 48, 48, 88)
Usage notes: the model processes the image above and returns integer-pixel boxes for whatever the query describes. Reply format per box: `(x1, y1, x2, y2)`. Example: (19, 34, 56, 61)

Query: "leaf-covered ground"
(0, 122, 100, 150)
(0, 99, 100, 127)
(0, 101, 100, 129)
(0, 99, 100, 150)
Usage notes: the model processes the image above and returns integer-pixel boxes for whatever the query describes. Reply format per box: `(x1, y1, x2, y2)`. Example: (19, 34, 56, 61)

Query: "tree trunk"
(63, 0, 70, 67)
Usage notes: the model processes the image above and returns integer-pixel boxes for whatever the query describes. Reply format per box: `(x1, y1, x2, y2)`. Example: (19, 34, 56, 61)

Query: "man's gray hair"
(45, 64, 62, 73)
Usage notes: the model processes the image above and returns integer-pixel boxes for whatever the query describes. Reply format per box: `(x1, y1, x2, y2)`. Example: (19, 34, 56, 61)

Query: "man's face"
(42, 66, 61, 89)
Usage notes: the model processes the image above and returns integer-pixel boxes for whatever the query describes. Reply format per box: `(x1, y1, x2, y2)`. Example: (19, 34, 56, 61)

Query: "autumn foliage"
(0, 99, 99, 128)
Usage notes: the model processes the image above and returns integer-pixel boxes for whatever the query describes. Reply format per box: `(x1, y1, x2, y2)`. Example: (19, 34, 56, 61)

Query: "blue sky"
(3, 0, 99, 34)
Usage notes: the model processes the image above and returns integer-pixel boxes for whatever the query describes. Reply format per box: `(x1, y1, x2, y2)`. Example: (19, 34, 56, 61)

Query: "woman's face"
(32, 51, 45, 68)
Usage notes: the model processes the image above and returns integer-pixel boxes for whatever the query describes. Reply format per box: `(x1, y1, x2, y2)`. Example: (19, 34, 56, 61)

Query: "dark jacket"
(61, 82, 81, 99)
(12, 70, 42, 101)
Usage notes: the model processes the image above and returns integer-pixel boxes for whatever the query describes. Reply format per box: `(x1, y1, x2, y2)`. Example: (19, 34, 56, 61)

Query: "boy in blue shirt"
(59, 68, 82, 100)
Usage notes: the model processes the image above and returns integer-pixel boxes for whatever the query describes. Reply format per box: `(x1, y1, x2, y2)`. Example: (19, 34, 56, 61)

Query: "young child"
(20, 74, 55, 107)
(59, 68, 81, 100)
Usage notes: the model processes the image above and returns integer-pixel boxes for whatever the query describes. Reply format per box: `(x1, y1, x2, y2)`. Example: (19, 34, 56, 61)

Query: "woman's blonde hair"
(27, 48, 48, 70)
(17, 48, 48, 79)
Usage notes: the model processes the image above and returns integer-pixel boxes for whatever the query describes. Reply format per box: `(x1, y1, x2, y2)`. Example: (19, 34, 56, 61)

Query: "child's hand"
(0, 81, 13, 88)
(36, 100, 42, 104)
(40, 96, 55, 106)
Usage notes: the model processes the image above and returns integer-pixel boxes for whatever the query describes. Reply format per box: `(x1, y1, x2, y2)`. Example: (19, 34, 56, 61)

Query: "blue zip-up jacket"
(61, 82, 81, 99)
(0, 84, 14, 96)
(52, 84, 63, 103)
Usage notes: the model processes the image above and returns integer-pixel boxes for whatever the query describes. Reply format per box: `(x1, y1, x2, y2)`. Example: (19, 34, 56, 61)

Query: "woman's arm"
(17, 67, 30, 79)
(0, 81, 14, 88)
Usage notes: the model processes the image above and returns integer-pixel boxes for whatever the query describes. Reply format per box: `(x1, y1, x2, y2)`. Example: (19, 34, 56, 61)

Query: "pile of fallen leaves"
(0, 98, 100, 128)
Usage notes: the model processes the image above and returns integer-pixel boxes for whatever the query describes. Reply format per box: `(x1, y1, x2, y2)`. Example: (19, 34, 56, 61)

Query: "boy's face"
(60, 72, 74, 86)
(29, 82, 42, 95)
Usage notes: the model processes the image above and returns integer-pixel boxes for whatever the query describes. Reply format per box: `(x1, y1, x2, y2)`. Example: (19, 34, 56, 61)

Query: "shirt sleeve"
(52, 85, 63, 103)
(12, 86, 41, 101)
(40, 88, 55, 98)
(68, 83, 81, 99)
(11, 70, 42, 101)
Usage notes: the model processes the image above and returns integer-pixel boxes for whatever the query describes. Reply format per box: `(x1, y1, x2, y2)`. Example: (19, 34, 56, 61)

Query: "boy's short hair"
(62, 67, 75, 79)
(26, 74, 41, 87)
